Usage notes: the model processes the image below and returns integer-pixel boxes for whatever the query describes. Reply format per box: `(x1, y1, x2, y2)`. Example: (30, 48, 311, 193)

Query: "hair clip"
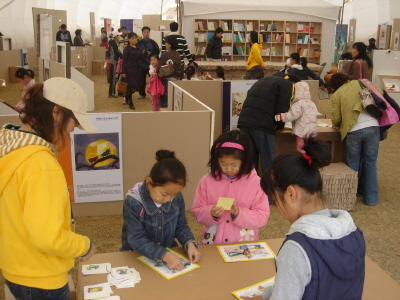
(301, 150, 312, 165)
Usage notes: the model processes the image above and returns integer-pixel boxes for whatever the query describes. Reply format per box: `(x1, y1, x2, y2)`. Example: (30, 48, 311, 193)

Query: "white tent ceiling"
(182, 0, 340, 21)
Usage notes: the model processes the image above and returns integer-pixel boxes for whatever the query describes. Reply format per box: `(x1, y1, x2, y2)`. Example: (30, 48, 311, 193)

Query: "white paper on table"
(82, 263, 111, 275)
(83, 282, 113, 300)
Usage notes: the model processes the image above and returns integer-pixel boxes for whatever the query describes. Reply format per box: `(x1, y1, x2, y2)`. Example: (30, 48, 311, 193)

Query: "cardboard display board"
(0, 36, 12, 51)
(391, 19, 400, 51)
(0, 47, 35, 83)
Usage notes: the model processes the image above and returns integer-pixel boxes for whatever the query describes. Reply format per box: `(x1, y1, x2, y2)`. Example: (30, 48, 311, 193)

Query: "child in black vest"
(243, 138, 366, 300)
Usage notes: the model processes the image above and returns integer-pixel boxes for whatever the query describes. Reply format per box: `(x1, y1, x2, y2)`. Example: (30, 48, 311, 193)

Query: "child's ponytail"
(149, 150, 187, 187)
(261, 138, 331, 203)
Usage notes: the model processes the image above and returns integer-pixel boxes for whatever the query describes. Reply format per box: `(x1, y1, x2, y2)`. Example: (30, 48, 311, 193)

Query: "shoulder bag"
(357, 80, 383, 119)
(158, 54, 174, 79)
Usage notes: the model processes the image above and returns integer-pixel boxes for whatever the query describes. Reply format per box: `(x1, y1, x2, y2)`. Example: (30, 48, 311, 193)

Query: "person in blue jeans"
(121, 149, 201, 270)
(237, 74, 300, 175)
(330, 73, 380, 205)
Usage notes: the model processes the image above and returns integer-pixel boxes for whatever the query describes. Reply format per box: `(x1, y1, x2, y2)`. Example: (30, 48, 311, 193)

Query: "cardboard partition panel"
(32, 8, 67, 49)
(171, 81, 223, 139)
(94, 46, 106, 61)
(71, 110, 212, 216)
(49, 60, 66, 77)
(71, 68, 95, 111)
(0, 108, 213, 216)
(0, 49, 23, 83)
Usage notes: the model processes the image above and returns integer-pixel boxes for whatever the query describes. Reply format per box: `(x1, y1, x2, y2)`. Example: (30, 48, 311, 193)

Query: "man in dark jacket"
(137, 26, 160, 99)
(206, 27, 223, 61)
(237, 74, 300, 174)
(56, 24, 73, 45)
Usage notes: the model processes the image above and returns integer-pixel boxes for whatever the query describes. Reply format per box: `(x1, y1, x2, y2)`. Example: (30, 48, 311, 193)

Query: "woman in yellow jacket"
(0, 78, 98, 300)
(244, 31, 265, 80)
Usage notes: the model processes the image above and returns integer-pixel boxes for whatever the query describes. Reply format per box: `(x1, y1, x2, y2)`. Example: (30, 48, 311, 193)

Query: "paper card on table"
(82, 263, 111, 275)
(232, 276, 275, 299)
(83, 282, 113, 300)
(137, 248, 200, 279)
(217, 242, 276, 263)
(216, 197, 235, 210)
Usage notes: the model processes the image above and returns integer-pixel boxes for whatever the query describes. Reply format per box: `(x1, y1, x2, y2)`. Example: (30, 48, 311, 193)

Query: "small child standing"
(146, 55, 164, 111)
(121, 150, 201, 270)
(274, 81, 317, 151)
(191, 130, 270, 245)
(242, 138, 366, 300)
(183, 65, 199, 81)
(215, 66, 225, 80)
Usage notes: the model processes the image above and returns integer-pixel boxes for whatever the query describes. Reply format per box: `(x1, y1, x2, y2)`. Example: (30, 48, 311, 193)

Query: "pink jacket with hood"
(281, 81, 317, 138)
(191, 169, 269, 245)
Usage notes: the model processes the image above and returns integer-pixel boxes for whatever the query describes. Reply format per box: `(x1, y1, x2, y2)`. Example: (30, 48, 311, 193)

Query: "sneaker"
(138, 95, 145, 99)
(122, 97, 126, 105)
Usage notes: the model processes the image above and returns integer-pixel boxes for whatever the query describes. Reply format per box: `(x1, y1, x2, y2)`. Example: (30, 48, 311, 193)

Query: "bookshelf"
(193, 19, 322, 63)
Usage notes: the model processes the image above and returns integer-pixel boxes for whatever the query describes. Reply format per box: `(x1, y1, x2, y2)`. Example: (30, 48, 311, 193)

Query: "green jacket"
(331, 80, 382, 141)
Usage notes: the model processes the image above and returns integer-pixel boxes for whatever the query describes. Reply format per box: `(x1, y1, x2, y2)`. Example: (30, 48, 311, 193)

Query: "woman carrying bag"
(157, 35, 181, 108)
(348, 42, 373, 81)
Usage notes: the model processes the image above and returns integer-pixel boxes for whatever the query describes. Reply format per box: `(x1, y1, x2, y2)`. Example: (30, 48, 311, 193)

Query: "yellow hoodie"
(0, 124, 89, 289)
(246, 43, 265, 70)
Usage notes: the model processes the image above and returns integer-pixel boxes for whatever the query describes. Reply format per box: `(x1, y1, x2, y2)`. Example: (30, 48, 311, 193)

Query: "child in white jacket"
(275, 81, 317, 151)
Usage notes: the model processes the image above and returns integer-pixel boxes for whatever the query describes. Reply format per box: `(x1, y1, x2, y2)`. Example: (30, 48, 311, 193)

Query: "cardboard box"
(74, 66, 85, 74)
(92, 60, 103, 76)
(9, 66, 23, 83)
(320, 162, 358, 211)
(5, 273, 76, 300)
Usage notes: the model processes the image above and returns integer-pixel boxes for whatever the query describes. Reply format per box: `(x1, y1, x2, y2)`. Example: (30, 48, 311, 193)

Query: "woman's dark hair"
(215, 27, 223, 34)
(15, 68, 34, 79)
(352, 42, 373, 69)
(75, 29, 82, 36)
(249, 31, 259, 44)
(186, 65, 196, 80)
(165, 35, 178, 50)
(149, 150, 187, 187)
(20, 84, 76, 147)
(209, 130, 254, 180)
(127, 32, 138, 39)
(170, 22, 179, 32)
(290, 53, 300, 64)
(216, 66, 225, 80)
(261, 138, 331, 204)
(329, 73, 349, 93)
(340, 52, 353, 60)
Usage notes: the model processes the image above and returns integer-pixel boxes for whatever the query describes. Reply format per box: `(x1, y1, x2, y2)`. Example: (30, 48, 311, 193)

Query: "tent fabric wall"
(182, 0, 340, 21)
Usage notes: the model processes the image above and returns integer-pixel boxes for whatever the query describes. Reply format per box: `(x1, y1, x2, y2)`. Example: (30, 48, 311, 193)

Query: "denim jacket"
(121, 182, 197, 262)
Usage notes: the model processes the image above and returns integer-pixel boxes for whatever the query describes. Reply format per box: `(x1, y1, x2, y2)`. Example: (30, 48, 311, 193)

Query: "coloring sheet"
(137, 248, 199, 279)
(217, 242, 275, 262)
(232, 277, 275, 299)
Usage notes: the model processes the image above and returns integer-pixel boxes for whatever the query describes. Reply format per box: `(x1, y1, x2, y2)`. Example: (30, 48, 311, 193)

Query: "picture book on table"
(232, 277, 275, 299)
(137, 248, 200, 279)
(217, 242, 275, 262)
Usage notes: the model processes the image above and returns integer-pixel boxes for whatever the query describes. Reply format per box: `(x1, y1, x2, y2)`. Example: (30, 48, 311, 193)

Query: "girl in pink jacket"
(275, 81, 317, 151)
(191, 130, 270, 245)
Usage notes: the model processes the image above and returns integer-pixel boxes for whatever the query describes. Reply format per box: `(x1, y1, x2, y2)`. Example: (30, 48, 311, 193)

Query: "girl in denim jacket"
(192, 130, 270, 245)
(121, 150, 201, 270)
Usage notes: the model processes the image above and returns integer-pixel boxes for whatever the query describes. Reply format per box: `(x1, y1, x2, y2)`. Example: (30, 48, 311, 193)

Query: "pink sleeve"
(232, 185, 270, 230)
(281, 102, 303, 122)
(191, 177, 221, 227)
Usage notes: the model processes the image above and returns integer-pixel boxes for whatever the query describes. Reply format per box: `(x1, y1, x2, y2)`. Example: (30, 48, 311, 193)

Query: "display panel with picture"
(379, 75, 400, 93)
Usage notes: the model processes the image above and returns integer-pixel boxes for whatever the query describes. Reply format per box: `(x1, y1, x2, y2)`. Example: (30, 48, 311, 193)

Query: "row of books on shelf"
(195, 32, 320, 45)
(298, 23, 315, 33)
(194, 32, 214, 42)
